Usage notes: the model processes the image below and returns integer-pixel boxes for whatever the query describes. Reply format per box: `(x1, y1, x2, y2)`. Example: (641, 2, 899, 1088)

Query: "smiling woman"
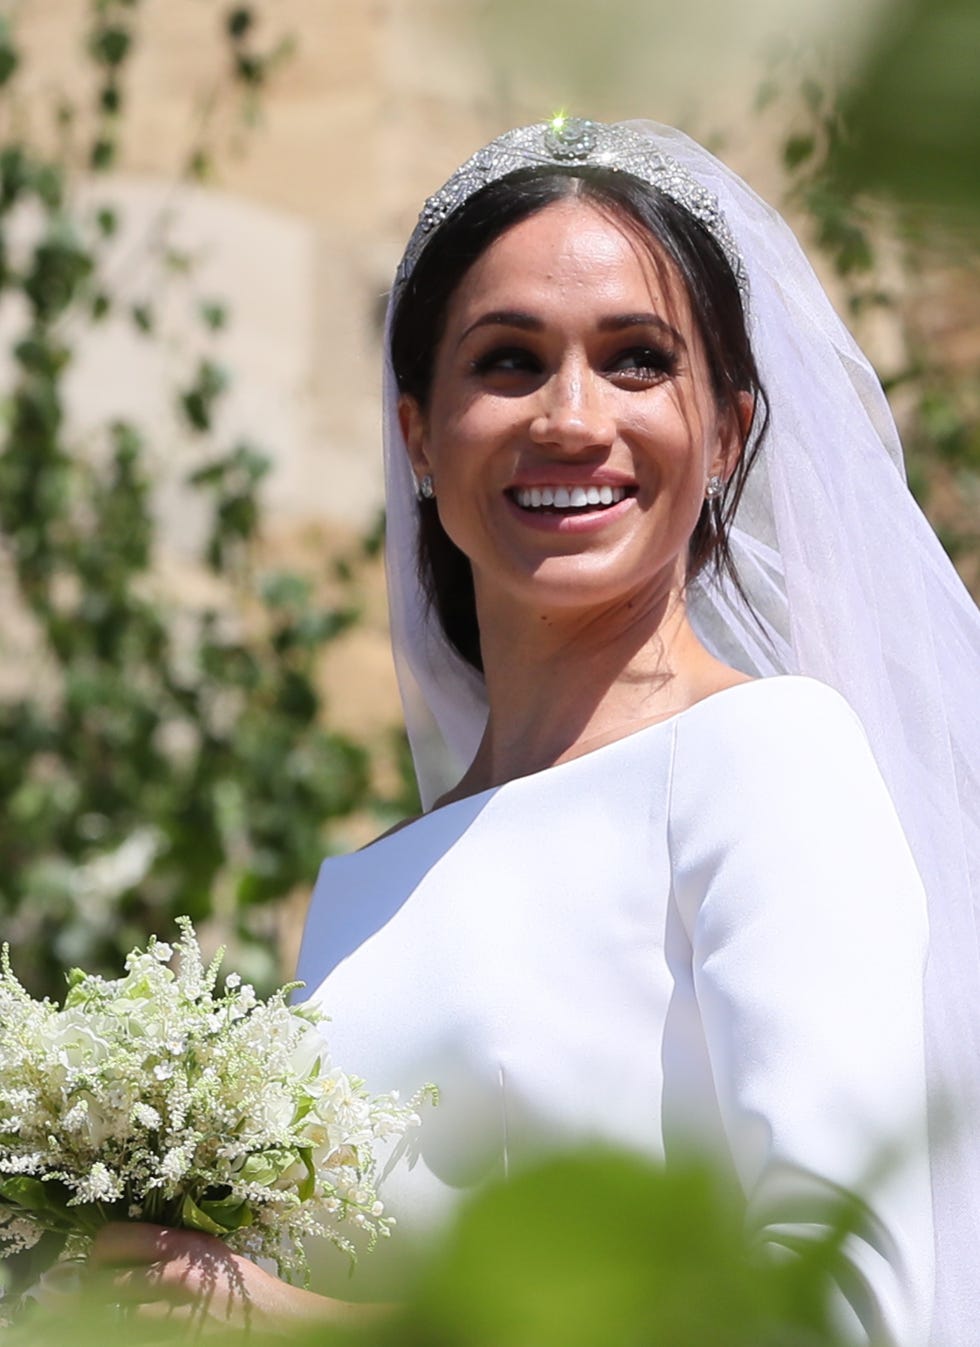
(391, 162, 763, 678)
(401, 200, 735, 618)
(85, 120, 980, 1347)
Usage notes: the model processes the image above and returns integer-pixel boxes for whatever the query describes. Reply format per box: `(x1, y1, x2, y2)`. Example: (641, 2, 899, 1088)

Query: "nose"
(528, 361, 616, 454)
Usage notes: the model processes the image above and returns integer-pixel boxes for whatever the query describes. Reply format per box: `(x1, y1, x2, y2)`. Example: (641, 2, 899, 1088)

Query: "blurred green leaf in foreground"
(832, 0, 980, 224)
(6, 1149, 853, 1346)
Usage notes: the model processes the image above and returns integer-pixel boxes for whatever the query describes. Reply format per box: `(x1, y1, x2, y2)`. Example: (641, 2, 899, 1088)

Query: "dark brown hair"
(390, 167, 769, 673)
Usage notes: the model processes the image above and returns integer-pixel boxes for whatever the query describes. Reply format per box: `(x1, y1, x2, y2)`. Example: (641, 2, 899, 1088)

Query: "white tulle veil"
(381, 120, 980, 1345)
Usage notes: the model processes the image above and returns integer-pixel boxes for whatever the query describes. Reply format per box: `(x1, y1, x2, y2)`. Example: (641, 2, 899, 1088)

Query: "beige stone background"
(5, 0, 974, 827)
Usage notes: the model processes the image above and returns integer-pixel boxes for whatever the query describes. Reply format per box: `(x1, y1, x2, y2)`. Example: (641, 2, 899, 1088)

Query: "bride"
(87, 119, 980, 1346)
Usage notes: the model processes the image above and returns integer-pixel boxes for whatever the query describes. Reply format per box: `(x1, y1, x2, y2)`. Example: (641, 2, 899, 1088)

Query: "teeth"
(514, 485, 629, 511)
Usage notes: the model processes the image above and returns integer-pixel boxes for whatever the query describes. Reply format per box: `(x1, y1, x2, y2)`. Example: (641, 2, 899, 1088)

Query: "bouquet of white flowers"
(0, 919, 426, 1296)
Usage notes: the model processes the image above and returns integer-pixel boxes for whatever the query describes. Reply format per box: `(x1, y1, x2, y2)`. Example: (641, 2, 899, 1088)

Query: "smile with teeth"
(512, 484, 632, 511)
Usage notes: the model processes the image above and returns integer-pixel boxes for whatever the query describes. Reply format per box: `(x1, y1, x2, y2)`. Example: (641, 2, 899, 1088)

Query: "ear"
(711, 390, 754, 483)
(398, 395, 431, 480)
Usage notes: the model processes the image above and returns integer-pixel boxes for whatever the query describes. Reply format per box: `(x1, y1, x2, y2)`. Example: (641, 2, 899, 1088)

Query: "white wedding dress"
(296, 675, 934, 1345)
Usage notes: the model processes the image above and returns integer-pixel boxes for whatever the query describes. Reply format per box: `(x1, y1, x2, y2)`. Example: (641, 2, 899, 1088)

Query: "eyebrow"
(457, 309, 686, 348)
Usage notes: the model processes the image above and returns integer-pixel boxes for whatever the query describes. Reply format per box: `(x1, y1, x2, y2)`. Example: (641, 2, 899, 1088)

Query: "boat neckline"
(354, 675, 828, 853)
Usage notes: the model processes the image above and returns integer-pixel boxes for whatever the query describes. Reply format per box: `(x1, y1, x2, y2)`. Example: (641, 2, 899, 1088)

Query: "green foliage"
(394, 1151, 846, 1347)
(832, 0, 980, 224)
(764, 63, 980, 589)
(2, 1149, 855, 1344)
(0, 4, 380, 999)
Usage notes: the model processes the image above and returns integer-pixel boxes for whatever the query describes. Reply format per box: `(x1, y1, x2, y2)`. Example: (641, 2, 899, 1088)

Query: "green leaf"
(195, 1192, 254, 1231)
(0, 146, 30, 211)
(408, 1150, 842, 1347)
(14, 336, 71, 378)
(239, 1148, 296, 1187)
(297, 1148, 316, 1203)
(234, 53, 264, 88)
(261, 571, 311, 610)
(187, 147, 212, 182)
(89, 26, 132, 68)
(96, 206, 119, 237)
(32, 164, 65, 211)
(227, 7, 255, 40)
(0, 21, 19, 88)
(99, 81, 122, 115)
(180, 1191, 230, 1237)
(0, 1175, 55, 1212)
(179, 360, 230, 433)
(90, 137, 116, 172)
(274, 670, 318, 723)
(199, 299, 228, 332)
(24, 225, 94, 322)
(783, 134, 815, 169)
(130, 301, 154, 334)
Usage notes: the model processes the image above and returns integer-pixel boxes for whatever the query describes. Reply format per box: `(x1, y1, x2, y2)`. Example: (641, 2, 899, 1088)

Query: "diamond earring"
(705, 474, 723, 500)
(417, 474, 435, 500)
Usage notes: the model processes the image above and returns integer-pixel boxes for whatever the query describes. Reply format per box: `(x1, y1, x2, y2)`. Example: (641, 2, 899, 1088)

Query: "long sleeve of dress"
(667, 678, 934, 1346)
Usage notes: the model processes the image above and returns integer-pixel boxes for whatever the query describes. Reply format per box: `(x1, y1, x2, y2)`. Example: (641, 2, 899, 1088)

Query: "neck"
(448, 576, 740, 800)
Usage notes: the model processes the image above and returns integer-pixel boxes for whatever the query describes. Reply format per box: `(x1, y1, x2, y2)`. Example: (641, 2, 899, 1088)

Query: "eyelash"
(608, 345, 679, 380)
(470, 344, 679, 382)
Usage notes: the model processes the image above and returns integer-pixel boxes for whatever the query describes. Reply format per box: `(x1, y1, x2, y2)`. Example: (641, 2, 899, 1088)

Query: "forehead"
(444, 197, 690, 327)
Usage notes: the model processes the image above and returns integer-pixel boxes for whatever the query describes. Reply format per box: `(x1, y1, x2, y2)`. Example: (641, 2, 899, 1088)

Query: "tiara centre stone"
(543, 116, 598, 160)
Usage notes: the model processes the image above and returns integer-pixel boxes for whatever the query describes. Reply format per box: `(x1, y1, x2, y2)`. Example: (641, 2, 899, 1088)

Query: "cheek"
(625, 405, 711, 482)
(428, 402, 510, 475)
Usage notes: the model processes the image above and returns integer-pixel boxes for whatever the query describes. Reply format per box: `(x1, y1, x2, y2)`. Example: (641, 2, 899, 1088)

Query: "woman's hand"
(76, 1222, 361, 1336)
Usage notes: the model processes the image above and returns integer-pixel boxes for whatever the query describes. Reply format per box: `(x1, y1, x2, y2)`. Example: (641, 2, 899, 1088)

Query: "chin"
(496, 557, 681, 617)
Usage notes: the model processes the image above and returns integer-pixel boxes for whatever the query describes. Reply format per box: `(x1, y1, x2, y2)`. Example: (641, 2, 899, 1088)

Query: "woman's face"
(400, 198, 742, 619)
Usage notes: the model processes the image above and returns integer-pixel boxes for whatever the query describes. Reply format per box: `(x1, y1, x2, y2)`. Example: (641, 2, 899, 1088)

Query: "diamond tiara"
(395, 116, 748, 300)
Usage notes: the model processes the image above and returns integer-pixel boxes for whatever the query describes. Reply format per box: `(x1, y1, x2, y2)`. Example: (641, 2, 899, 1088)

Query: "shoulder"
(680, 673, 864, 744)
(669, 674, 909, 874)
(668, 675, 927, 938)
(673, 675, 870, 789)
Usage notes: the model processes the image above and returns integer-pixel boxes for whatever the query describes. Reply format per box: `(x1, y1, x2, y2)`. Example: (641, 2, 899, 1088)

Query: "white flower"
(72, 1162, 123, 1204)
(287, 1016, 328, 1076)
(159, 1145, 192, 1183)
(132, 1103, 161, 1129)
(0, 1153, 43, 1175)
(48, 1011, 113, 1069)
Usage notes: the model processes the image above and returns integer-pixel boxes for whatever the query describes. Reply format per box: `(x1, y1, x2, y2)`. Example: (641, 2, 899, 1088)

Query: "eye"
(470, 346, 542, 378)
(606, 344, 679, 385)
